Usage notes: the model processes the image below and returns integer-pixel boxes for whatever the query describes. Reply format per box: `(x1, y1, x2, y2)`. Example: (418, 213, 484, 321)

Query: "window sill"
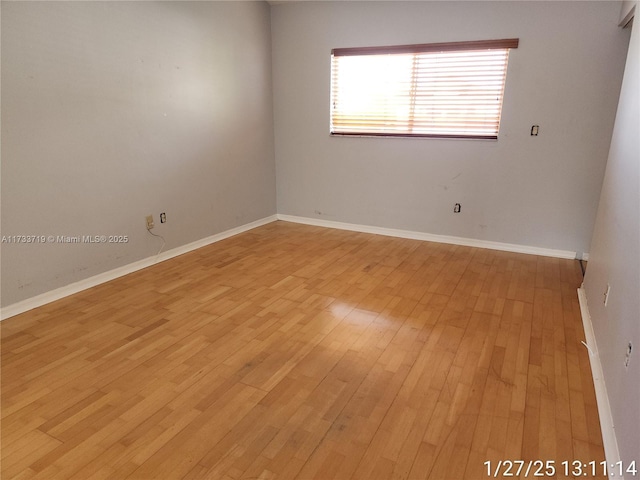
(330, 133, 498, 140)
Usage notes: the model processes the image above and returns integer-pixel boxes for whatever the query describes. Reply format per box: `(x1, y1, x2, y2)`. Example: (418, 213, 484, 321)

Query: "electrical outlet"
(625, 342, 633, 369)
(454, 203, 461, 213)
(604, 283, 611, 306)
(160, 212, 167, 224)
(146, 215, 154, 230)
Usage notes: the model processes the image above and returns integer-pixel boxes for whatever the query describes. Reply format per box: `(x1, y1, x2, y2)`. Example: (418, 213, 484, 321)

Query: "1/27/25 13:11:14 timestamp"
(484, 459, 637, 477)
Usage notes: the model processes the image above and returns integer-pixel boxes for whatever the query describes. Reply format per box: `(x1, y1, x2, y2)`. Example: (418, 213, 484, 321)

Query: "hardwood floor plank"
(1, 222, 605, 479)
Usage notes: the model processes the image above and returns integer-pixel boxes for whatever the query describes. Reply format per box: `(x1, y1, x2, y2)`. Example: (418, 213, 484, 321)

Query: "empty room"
(1, 1, 638, 479)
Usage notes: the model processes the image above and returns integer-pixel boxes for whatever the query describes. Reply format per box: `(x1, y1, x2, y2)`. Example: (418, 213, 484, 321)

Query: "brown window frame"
(330, 38, 519, 140)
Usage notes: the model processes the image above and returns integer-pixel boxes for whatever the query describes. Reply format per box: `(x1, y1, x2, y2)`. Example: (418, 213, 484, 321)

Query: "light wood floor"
(2, 221, 604, 479)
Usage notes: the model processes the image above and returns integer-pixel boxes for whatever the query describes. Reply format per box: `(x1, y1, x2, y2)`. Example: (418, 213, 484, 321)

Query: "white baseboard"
(277, 214, 578, 260)
(0, 215, 278, 321)
(0, 214, 584, 321)
(577, 286, 622, 477)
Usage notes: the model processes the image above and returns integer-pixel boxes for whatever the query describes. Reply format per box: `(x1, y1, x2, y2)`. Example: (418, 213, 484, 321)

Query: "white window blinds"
(330, 39, 519, 139)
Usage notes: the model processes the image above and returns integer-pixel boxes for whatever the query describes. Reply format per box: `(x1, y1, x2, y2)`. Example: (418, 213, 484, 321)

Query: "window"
(330, 38, 519, 139)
